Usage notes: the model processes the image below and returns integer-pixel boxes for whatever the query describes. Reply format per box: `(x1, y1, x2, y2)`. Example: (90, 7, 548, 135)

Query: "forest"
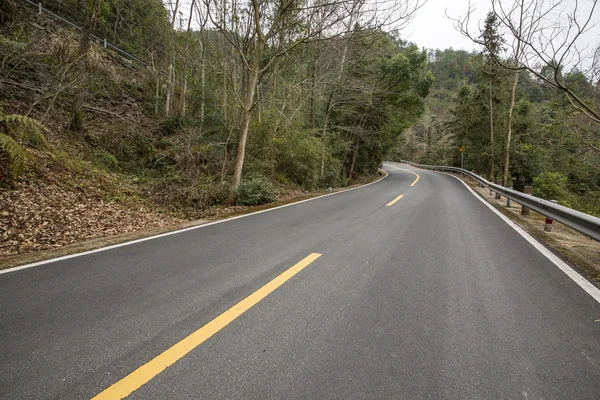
(400, 4, 600, 216)
(0, 0, 430, 212)
(0, 0, 598, 229)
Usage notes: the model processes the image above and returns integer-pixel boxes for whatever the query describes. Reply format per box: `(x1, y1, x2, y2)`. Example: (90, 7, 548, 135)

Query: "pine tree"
(480, 12, 504, 180)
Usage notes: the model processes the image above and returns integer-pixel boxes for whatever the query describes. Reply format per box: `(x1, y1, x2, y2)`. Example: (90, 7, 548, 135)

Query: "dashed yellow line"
(386, 194, 404, 207)
(92, 253, 323, 400)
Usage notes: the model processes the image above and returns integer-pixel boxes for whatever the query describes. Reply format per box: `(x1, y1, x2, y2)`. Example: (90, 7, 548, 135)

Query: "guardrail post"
(495, 181, 502, 199)
(521, 186, 533, 216)
(544, 200, 558, 232)
(103, 38, 107, 48)
(38, 2, 42, 14)
(507, 188, 513, 208)
(489, 188, 494, 196)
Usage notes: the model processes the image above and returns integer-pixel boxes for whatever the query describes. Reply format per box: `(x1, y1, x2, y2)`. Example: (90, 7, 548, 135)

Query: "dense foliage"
(399, 48, 600, 215)
(0, 1, 430, 212)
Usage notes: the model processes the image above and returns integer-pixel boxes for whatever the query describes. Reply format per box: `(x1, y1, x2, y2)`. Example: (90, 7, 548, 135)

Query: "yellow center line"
(386, 194, 404, 207)
(388, 165, 420, 186)
(92, 253, 322, 400)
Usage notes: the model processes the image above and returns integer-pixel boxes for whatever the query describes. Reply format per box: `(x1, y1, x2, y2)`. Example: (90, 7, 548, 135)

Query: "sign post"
(459, 146, 465, 172)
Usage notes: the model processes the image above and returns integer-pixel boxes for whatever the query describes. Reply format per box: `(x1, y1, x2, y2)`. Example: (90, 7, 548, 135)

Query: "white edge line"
(421, 167, 600, 304)
(0, 170, 389, 275)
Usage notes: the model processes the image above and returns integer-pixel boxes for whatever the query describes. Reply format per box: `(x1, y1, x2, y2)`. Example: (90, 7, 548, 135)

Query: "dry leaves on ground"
(0, 181, 182, 256)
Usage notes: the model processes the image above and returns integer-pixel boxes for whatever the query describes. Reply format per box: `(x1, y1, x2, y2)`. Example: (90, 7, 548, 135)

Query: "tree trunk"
(165, 62, 173, 116)
(180, 75, 187, 116)
(257, 81, 261, 124)
(222, 67, 227, 123)
(503, 70, 520, 186)
(310, 53, 316, 131)
(200, 59, 205, 129)
(113, 12, 118, 42)
(155, 75, 160, 116)
(488, 74, 495, 180)
(318, 37, 348, 179)
(320, 139, 326, 179)
(68, 1, 95, 132)
(273, 62, 278, 94)
(348, 139, 359, 180)
(228, 59, 260, 203)
(319, 90, 335, 179)
(319, 106, 330, 179)
(166, 0, 179, 117)
(150, 52, 160, 116)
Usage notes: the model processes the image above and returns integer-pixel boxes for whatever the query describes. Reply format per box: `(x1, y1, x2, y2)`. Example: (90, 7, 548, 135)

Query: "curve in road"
(1, 163, 599, 400)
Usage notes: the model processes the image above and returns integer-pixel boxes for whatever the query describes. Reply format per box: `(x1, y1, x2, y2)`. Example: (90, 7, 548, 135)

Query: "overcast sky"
(169, 0, 600, 58)
(404, 0, 600, 56)
(404, 0, 483, 51)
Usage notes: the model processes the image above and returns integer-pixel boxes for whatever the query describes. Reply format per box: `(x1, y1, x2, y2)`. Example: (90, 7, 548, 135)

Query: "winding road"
(1, 162, 599, 399)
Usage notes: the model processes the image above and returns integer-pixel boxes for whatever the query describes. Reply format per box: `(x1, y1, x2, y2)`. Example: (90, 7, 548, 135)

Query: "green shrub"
(0, 36, 26, 51)
(274, 131, 321, 189)
(236, 176, 276, 206)
(533, 171, 567, 201)
(319, 156, 343, 188)
(159, 116, 182, 136)
(94, 151, 120, 171)
(211, 181, 231, 205)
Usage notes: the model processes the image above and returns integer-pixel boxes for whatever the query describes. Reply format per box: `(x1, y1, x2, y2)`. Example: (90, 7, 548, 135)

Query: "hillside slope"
(0, 5, 288, 257)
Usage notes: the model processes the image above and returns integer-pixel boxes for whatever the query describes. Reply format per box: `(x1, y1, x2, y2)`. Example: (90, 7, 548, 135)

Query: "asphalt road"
(1, 163, 599, 400)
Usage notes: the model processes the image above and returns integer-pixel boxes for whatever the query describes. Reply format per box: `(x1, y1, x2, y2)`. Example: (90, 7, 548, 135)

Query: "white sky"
(404, 0, 484, 51)
(404, 0, 600, 56)
(168, 0, 600, 60)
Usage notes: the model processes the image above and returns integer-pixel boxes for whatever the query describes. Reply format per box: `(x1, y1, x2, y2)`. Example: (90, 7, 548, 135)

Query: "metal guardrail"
(399, 160, 600, 242)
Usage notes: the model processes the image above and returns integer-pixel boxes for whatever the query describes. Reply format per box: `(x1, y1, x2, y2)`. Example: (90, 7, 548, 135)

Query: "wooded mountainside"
(0, 0, 430, 203)
(0, 0, 599, 257)
(399, 9, 600, 216)
(0, 0, 430, 254)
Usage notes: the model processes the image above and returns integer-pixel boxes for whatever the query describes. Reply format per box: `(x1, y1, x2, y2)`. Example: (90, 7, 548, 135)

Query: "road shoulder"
(441, 171, 600, 291)
(0, 171, 387, 272)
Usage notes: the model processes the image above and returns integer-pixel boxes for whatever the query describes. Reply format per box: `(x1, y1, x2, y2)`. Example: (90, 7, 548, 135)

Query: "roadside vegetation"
(1, 0, 598, 259)
(397, 1, 600, 216)
(0, 0, 429, 255)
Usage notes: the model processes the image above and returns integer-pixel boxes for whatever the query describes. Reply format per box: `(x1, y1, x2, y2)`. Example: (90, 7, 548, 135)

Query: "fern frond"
(0, 133, 26, 176)
(1, 114, 50, 149)
(0, 36, 27, 51)
(1, 114, 49, 133)
(22, 128, 50, 148)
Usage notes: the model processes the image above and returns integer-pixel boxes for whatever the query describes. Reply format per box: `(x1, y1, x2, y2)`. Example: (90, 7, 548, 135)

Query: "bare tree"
(450, 0, 599, 186)
(498, 0, 524, 185)
(480, 11, 504, 180)
(68, 0, 97, 132)
(166, 0, 180, 117)
(450, 0, 599, 124)
(192, 1, 210, 127)
(204, 0, 424, 202)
